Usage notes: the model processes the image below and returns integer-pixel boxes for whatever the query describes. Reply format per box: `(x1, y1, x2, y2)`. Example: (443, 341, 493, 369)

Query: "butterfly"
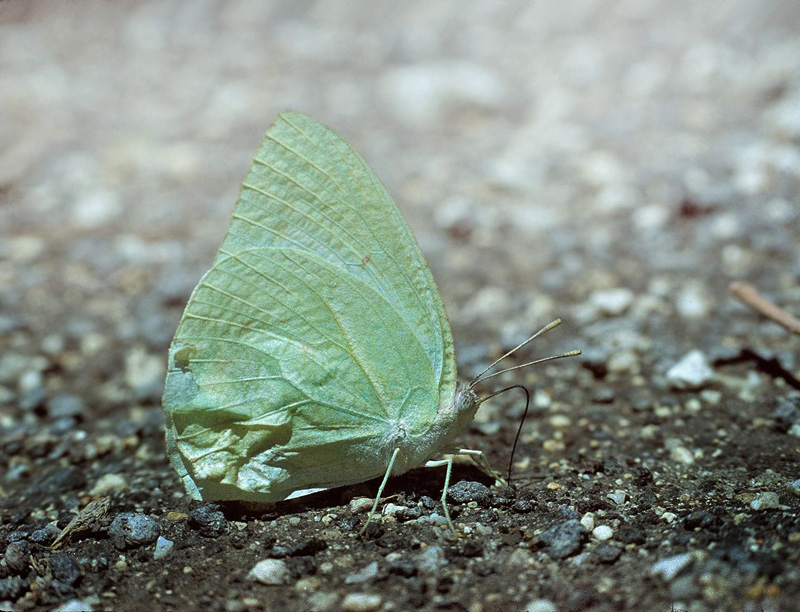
(162, 112, 578, 533)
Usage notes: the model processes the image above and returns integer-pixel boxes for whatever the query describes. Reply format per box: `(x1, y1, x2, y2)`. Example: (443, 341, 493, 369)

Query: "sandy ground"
(1, 2, 799, 611)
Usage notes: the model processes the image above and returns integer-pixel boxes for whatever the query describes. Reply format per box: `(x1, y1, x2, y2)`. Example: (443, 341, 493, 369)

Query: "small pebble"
(6, 530, 29, 543)
(606, 491, 628, 505)
(651, 552, 693, 581)
(419, 496, 436, 510)
(660, 512, 678, 523)
(190, 504, 228, 537)
(349, 497, 373, 513)
(607, 349, 640, 374)
(429, 513, 448, 527)
(341, 593, 383, 612)
(109, 513, 160, 549)
(345, 561, 378, 584)
(592, 525, 613, 541)
(666, 350, 715, 390)
(247, 559, 289, 585)
(30, 524, 60, 545)
(49, 554, 82, 586)
(4, 541, 30, 574)
(417, 545, 446, 573)
(538, 519, 585, 560)
(592, 387, 616, 404)
(53, 599, 97, 612)
(525, 599, 558, 612)
(0, 577, 28, 600)
(387, 558, 417, 578)
(382, 503, 405, 518)
(594, 542, 622, 564)
(47, 394, 87, 419)
(306, 591, 339, 611)
(750, 492, 780, 510)
(549, 414, 572, 428)
(683, 510, 715, 530)
(511, 499, 536, 514)
(787, 480, 800, 497)
(124, 347, 165, 394)
(89, 473, 128, 496)
(154, 536, 174, 560)
(590, 288, 635, 316)
(447, 481, 491, 505)
(666, 440, 696, 465)
(380, 61, 506, 124)
(542, 439, 565, 452)
(19, 368, 44, 394)
(669, 574, 701, 600)
(675, 282, 714, 319)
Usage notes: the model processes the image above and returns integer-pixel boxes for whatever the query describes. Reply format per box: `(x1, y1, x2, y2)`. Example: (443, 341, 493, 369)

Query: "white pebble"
(247, 559, 289, 585)
(592, 525, 613, 541)
(417, 545, 446, 573)
(53, 599, 96, 612)
(675, 282, 713, 319)
(380, 61, 506, 125)
(666, 350, 715, 390)
(549, 414, 572, 429)
(345, 561, 378, 584)
(606, 491, 628, 505)
(651, 552, 694, 581)
(525, 599, 558, 612)
(382, 503, 404, 517)
(633, 204, 670, 231)
(124, 347, 165, 391)
(90, 473, 128, 495)
(580, 513, 595, 531)
(153, 536, 174, 560)
(341, 593, 383, 612)
(672, 446, 695, 464)
(606, 349, 639, 374)
(660, 512, 678, 523)
(18, 369, 43, 394)
(590, 288, 635, 316)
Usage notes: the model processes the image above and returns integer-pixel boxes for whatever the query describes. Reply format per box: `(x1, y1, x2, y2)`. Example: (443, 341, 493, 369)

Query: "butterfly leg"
(358, 447, 400, 536)
(456, 448, 507, 487)
(423, 456, 457, 534)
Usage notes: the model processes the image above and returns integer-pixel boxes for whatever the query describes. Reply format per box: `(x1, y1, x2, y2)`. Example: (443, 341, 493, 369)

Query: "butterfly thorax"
(386, 382, 479, 476)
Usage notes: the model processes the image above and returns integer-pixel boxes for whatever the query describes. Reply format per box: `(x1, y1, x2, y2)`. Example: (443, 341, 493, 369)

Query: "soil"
(1, 2, 799, 612)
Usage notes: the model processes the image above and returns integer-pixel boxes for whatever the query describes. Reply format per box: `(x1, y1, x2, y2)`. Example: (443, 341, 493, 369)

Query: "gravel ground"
(1, 2, 799, 611)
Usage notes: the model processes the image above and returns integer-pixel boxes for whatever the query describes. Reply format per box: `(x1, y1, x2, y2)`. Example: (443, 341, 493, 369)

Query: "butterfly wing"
(163, 112, 457, 502)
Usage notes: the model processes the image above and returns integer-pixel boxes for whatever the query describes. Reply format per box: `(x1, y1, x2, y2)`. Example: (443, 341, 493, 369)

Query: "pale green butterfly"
(163, 112, 578, 533)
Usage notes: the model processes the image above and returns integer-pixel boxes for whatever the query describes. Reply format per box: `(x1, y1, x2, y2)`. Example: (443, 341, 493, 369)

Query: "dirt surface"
(1, 2, 799, 611)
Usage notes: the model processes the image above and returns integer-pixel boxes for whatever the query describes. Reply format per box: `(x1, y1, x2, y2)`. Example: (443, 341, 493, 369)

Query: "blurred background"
(1, 0, 799, 409)
(1, 4, 799, 610)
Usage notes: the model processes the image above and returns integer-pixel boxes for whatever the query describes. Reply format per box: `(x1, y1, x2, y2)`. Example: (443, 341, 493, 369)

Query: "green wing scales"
(163, 112, 457, 502)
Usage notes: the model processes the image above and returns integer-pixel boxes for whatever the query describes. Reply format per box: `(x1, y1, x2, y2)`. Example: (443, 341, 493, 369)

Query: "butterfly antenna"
(472, 350, 582, 386)
(469, 319, 576, 388)
(476, 384, 531, 483)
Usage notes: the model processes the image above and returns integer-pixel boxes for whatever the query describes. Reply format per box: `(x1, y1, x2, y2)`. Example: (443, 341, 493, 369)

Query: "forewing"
(220, 112, 456, 414)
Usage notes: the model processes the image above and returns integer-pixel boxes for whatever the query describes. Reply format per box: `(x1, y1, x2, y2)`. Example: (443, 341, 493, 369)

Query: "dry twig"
(729, 281, 800, 336)
(50, 497, 111, 549)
